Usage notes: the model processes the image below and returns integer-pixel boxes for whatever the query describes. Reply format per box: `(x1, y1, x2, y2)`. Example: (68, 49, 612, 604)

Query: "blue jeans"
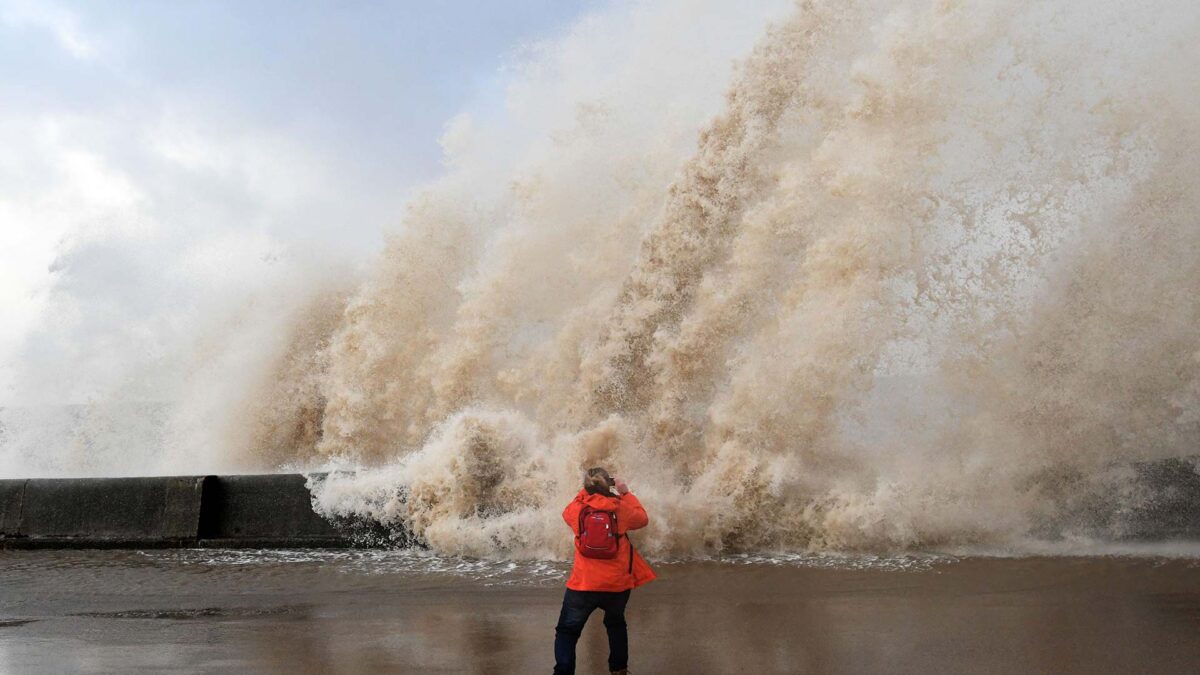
(553, 588, 631, 674)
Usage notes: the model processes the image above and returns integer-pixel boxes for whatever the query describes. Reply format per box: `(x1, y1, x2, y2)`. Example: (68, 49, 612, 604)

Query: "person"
(553, 467, 656, 675)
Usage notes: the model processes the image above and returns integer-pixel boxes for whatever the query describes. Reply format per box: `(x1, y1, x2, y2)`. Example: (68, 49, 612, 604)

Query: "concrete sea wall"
(1, 459, 1198, 549)
(0, 474, 350, 549)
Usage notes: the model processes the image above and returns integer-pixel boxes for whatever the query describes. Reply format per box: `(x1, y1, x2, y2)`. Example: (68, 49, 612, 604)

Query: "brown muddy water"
(1, 549, 1199, 674)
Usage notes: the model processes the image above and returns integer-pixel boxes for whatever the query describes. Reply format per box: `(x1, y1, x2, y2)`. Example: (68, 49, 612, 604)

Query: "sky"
(0, 0, 593, 405)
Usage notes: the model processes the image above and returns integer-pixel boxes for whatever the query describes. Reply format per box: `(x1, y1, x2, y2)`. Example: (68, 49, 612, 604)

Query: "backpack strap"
(575, 505, 591, 548)
(615, 495, 634, 573)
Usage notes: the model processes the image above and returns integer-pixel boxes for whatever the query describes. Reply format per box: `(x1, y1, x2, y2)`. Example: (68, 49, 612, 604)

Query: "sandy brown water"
(1, 549, 1198, 674)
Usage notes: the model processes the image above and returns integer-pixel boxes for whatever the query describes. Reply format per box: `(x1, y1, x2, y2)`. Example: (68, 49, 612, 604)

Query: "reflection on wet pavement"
(1, 550, 1199, 673)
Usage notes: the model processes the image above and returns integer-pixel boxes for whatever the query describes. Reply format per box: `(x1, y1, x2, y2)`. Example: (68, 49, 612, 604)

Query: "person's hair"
(583, 467, 615, 496)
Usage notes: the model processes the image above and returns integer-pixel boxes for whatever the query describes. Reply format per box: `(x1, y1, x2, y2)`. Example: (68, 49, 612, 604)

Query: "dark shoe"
(610, 670, 628, 675)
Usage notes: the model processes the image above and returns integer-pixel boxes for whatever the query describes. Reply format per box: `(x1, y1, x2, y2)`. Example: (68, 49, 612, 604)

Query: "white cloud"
(0, 0, 605, 472)
(0, 112, 147, 399)
(148, 114, 331, 209)
(0, 0, 96, 59)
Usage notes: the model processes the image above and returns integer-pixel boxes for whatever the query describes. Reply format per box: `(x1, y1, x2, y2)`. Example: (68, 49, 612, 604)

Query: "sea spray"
(10, 0, 1200, 557)
(297, 0, 1200, 557)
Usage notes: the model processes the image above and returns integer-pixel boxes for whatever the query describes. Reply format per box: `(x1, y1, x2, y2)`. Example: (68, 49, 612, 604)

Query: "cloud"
(0, 0, 607, 478)
(0, 0, 96, 59)
(0, 113, 144, 399)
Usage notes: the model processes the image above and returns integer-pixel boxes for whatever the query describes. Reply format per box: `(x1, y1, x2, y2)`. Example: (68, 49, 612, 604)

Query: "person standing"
(553, 467, 656, 675)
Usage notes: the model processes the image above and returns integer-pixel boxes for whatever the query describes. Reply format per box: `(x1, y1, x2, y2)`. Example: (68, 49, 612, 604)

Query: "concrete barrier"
(198, 474, 349, 548)
(1019, 457, 1200, 542)
(0, 479, 26, 535)
(1116, 458, 1200, 540)
(0, 474, 356, 549)
(4, 459, 1200, 549)
(0, 476, 204, 548)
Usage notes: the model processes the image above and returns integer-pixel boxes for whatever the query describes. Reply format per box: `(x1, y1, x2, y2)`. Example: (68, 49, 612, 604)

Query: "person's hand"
(613, 477, 629, 495)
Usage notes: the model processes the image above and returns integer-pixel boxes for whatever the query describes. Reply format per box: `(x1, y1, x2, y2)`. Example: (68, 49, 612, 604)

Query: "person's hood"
(574, 488, 620, 510)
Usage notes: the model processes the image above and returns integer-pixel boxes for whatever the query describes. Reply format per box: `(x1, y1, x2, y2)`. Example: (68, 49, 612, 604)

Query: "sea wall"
(0, 474, 351, 549)
(1, 460, 1197, 550)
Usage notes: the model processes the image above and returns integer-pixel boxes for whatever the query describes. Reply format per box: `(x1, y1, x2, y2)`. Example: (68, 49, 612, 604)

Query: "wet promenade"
(2, 550, 1198, 673)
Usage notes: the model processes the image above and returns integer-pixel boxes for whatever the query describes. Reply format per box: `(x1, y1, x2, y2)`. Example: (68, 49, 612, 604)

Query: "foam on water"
(156, 548, 571, 587)
(133, 548, 960, 584)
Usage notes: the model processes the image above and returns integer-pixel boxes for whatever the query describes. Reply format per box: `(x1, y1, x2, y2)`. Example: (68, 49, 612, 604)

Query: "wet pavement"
(1, 549, 1199, 673)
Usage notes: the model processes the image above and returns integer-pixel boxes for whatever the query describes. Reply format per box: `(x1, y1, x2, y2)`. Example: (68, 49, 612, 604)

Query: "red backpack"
(576, 505, 620, 559)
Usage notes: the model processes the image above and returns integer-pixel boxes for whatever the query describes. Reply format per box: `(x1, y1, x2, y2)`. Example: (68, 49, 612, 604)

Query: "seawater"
(5, 0, 1200, 560)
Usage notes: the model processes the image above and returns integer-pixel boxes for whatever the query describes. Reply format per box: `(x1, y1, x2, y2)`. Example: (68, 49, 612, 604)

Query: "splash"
(16, 0, 1200, 558)
(293, 0, 1200, 558)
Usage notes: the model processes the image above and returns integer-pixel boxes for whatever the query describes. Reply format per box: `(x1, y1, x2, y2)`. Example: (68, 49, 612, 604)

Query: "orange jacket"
(563, 489, 657, 592)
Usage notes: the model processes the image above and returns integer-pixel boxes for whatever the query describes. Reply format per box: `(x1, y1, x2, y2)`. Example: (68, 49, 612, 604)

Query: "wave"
(12, 0, 1200, 558)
